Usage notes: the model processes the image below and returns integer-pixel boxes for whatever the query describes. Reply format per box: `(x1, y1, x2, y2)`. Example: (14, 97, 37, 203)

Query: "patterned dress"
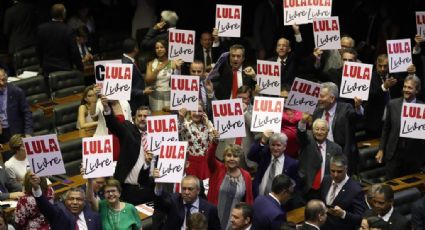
(15, 187, 54, 229)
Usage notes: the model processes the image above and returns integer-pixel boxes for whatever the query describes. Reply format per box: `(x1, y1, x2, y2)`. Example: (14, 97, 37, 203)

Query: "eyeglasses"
(104, 189, 118, 194)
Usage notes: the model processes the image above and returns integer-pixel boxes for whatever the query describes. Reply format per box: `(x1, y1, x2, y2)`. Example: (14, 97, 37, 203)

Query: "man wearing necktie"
(30, 173, 102, 230)
(194, 29, 223, 71)
(75, 26, 94, 64)
(313, 82, 363, 175)
(319, 155, 366, 230)
(212, 44, 256, 100)
(297, 116, 342, 201)
(153, 174, 221, 230)
(362, 184, 409, 230)
(189, 61, 215, 119)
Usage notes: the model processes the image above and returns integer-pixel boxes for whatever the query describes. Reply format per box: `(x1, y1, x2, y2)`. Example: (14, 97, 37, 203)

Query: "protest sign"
(94, 59, 121, 88)
(400, 103, 425, 140)
(286, 78, 321, 114)
(215, 4, 242, 37)
(416, 12, 425, 37)
(168, 29, 195, 62)
(251, 96, 284, 133)
(155, 141, 187, 183)
(283, 0, 332, 25)
(387, 39, 412, 73)
(102, 63, 133, 100)
(146, 115, 179, 155)
(257, 60, 281, 96)
(313, 17, 341, 50)
(212, 99, 246, 139)
(170, 75, 199, 111)
(24, 134, 65, 177)
(82, 135, 114, 179)
(340, 62, 372, 100)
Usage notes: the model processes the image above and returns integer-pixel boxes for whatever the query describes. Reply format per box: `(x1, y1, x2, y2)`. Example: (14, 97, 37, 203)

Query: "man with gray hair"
(141, 10, 178, 50)
(313, 82, 363, 175)
(248, 132, 298, 197)
(376, 74, 425, 179)
(298, 199, 327, 230)
(297, 114, 342, 200)
(319, 155, 366, 230)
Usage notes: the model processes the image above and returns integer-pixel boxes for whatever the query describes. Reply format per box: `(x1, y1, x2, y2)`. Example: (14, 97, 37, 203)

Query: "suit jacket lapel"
(332, 179, 349, 205)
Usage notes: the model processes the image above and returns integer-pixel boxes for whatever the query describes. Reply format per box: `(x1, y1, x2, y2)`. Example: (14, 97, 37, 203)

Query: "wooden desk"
(385, 173, 425, 192)
(51, 175, 86, 198)
(287, 206, 305, 224)
(357, 138, 379, 149)
(58, 129, 94, 142)
(31, 93, 83, 118)
(84, 64, 94, 77)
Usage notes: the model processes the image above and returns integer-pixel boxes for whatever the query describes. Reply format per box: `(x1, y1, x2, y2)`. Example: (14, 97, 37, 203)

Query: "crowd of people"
(0, 1, 425, 230)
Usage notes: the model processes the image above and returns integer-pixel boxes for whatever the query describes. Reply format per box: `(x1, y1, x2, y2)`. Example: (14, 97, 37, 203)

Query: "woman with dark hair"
(207, 132, 253, 230)
(145, 39, 182, 112)
(86, 178, 141, 230)
(15, 172, 52, 229)
(77, 85, 98, 130)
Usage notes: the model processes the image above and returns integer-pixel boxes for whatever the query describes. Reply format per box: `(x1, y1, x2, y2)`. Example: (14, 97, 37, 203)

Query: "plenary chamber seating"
(49, 70, 85, 99)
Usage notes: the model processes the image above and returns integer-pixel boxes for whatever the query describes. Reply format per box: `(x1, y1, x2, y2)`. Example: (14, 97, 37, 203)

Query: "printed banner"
(146, 115, 179, 156)
(400, 103, 425, 140)
(339, 62, 372, 100)
(387, 39, 412, 73)
(82, 135, 114, 179)
(168, 29, 195, 62)
(215, 4, 242, 37)
(283, 0, 332, 25)
(24, 134, 65, 177)
(256, 60, 281, 96)
(94, 59, 121, 88)
(155, 141, 187, 183)
(313, 17, 341, 50)
(102, 63, 133, 100)
(416, 12, 425, 37)
(286, 78, 321, 114)
(212, 99, 246, 139)
(251, 96, 284, 133)
(170, 75, 199, 111)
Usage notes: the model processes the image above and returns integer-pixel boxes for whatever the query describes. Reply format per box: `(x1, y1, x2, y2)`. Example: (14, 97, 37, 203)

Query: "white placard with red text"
(416, 12, 425, 37)
(313, 17, 341, 50)
(24, 134, 65, 177)
(286, 78, 321, 115)
(146, 115, 179, 156)
(212, 99, 246, 139)
(256, 60, 281, 96)
(168, 29, 195, 62)
(155, 141, 187, 183)
(94, 59, 121, 88)
(251, 96, 284, 133)
(386, 39, 412, 73)
(102, 63, 133, 100)
(170, 75, 199, 111)
(400, 103, 425, 140)
(215, 4, 242, 37)
(82, 135, 114, 179)
(283, 0, 333, 25)
(339, 62, 372, 100)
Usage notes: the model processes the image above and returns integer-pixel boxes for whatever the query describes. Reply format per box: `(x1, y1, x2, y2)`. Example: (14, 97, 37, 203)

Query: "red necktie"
(235, 137, 243, 146)
(325, 111, 330, 123)
(174, 182, 180, 193)
(312, 144, 323, 190)
(232, 69, 238, 98)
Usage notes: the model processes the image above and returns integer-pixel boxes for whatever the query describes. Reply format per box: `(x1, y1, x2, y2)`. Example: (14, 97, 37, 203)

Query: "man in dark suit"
(103, 98, 154, 205)
(0, 69, 32, 143)
(411, 196, 425, 230)
(122, 38, 151, 114)
(297, 117, 342, 200)
(363, 184, 410, 230)
(252, 174, 295, 230)
(298, 199, 327, 230)
(230, 202, 253, 230)
(212, 44, 256, 100)
(3, 0, 37, 54)
(36, 4, 83, 81)
(313, 82, 362, 175)
(320, 155, 366, 230)
(140, 10, 178, 51)
(247, 132, 298, 197)
(153, 175, 221, 230)
(376, 75, 425, 179)
(189, 60, 215, 119)
(194, 30, 223, 71)
(30, 173, 102, 230)
(364, 54, 414, 138)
